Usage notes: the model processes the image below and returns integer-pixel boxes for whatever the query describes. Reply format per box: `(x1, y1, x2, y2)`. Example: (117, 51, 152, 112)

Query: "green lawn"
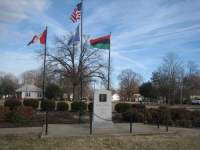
(0, 132, 199, 150)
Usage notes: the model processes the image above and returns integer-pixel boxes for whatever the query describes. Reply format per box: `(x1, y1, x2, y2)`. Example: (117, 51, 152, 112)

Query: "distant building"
(112, 93, 120, 101)
(134, 93, 142, 102)
(119, 87, 141, 102)
(16, 84, 42, 100)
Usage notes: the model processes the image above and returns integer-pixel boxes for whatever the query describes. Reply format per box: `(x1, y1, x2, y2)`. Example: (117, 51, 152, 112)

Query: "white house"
(16, 84, 42, 100)
(112, 93, 120, 101)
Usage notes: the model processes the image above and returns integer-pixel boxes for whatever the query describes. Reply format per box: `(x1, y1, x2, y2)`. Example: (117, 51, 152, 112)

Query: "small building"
(112, 93, 120, 101)
(16, 84, 42, 100)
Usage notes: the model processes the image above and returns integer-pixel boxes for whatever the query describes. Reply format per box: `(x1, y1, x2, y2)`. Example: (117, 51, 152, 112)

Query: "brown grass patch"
(0, 132, 199, 150)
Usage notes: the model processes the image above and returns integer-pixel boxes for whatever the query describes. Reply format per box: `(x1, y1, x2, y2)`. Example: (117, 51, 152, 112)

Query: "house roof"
(16, 84, 42, 92)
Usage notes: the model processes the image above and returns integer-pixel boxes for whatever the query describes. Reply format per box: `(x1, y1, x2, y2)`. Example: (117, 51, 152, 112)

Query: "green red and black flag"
(90, 35, 111, 49)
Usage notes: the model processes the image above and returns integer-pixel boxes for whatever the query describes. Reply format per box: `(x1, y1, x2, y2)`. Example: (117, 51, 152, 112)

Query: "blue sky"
(0, 0, 200, 87)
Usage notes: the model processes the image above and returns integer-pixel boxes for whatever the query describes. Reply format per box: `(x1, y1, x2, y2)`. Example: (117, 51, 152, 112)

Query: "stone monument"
(93, 89, 113, 128)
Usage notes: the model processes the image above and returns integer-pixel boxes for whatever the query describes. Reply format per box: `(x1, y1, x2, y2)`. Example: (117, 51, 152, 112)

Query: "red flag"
(39, 29, 47, 44)
(28, 28, 47, 46)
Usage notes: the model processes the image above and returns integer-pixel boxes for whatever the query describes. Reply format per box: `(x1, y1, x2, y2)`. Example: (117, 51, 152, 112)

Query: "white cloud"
(111, 50, 146, 69)
(33, 14, 68, 37)
(85, 0, 200, 49)
(0, 50, 41, 76)
(0, 0, 50, 23)
(1, 0, 200, 83)
(0, 0, 68, 48)
(83, 0, 200, 82)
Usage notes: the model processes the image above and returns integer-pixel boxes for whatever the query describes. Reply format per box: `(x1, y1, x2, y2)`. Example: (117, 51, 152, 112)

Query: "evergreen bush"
(115, 103, 132, 113)
(71, 101, 87, 112)
(41, 100, 55, 111)
(23, 99, 39, 109)
(4, 100, 21, 110)
(57, 102, 69, 111)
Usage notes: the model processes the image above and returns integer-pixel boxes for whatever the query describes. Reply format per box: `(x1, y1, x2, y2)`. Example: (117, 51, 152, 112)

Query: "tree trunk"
(72, 83, 76, 101)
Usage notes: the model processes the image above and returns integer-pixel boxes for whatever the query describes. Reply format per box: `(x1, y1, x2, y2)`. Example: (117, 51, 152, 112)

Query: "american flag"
(71, 2, 82, 23)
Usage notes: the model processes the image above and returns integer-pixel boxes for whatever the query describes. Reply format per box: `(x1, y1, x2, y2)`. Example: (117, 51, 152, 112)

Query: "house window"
(37, 92, 42, 97)
(25, 92, 31, 97)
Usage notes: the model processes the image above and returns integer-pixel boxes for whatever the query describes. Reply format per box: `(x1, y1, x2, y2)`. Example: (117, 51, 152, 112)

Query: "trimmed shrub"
(175, 119, 192, 128)
(145, 107, 200, 128)
(0, 106, 10, 113)
(191, 110, 200, 118)
(192, 118, 200, 127)
(115, 103, 132, 113)
(23, 99, 39, 109)
(191, 111, 200, 127)
(122, 109, 144, 122)
(157, 106, 170, 124)
(57, 102, 69, 111)
(41, 100, 55, 111)
(132, 104, 146, 117)
(170, 108, 191, 121)
(4, 100, 21, 110)
(6, 111, 27, 124)
(146, 108, 159, 124)
(88, 103, 93, 112)
(0, 106, 10, 121)
(71, 101, 87, 112)
(17, 106, 33, 118)
(132, 104, 146, 109)
(6, 106, 33, 124)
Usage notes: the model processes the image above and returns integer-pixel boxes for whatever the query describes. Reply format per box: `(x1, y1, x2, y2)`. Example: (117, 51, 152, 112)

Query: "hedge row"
(0, 106, 34, 124)
(4, 100, 92, 112)
(0, 106, 10, 121)
(71, 101, 87, 112)
(115, 103, 145, 113)
(114, 104, 200, 128)
(23, 99, 39, 109)
(4, 100, 21, 110)
(57, 102, 69, 111)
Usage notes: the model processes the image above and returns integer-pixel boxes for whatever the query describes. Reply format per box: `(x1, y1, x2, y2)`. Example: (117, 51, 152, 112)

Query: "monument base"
(92, 89, 113, 129)
(93, 121, 113, 129)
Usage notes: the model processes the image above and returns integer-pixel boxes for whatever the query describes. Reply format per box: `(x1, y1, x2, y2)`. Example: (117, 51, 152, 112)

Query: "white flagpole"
(80, 0, 83, 100)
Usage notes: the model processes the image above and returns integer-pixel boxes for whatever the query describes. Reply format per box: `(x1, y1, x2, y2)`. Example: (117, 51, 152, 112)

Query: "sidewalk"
(0, 123, 199, 137)
(0, 127, 42, 135)
(41, 123, 177, 137)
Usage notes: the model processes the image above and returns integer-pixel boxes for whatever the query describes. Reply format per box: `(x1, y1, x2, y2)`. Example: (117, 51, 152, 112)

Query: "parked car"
(192, 99, 200, 105)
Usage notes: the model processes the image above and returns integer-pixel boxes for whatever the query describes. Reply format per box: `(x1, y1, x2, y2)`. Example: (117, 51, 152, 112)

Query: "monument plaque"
(93, 89, 113, 128)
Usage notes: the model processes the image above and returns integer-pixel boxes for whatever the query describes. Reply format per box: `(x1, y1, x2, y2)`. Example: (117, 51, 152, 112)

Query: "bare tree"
(118, 69, 143, 101)
(186, 61, 199, 75)
(183, 61, 200, 99)
(47, 35, 106, 100)
(0, 73, 18, 98)
(152, 52, 184, 104)
(21, 69, 42, 86)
